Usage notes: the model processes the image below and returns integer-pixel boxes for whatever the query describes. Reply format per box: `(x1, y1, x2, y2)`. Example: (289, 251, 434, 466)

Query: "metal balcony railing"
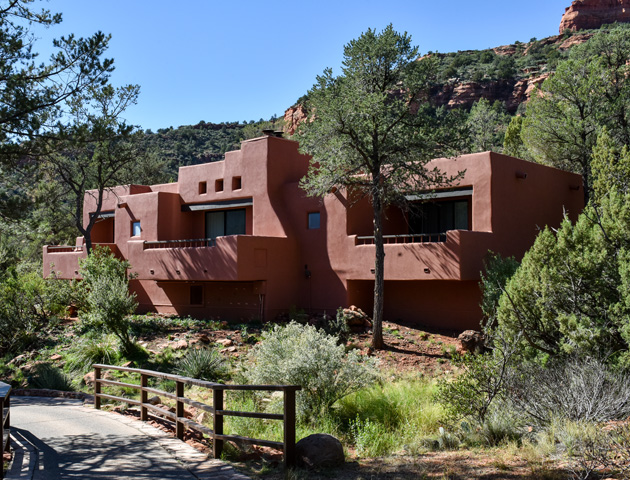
(144, 238, 216, 249)
(46, 245, 84, 253)
(356, 233, 447, 245)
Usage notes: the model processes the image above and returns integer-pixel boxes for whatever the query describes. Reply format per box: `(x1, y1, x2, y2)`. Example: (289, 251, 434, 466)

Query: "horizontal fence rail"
(0, 382, 10, 479)
(356, 233, 447, 245)
(143, 238, 216, 249)
(92, 364, 301, 467)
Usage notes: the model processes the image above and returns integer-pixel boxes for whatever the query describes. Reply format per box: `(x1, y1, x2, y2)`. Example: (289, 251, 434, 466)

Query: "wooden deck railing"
(92, 364, 301, 467)
(0, 382, 10, 479)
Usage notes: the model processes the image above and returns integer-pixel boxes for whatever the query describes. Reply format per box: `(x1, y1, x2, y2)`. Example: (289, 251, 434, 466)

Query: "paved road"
(9, 396, 249, 480)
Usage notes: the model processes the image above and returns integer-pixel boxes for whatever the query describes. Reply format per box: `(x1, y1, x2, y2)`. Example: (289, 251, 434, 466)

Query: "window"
(232, 176, 242, 190)
(308, 212, 321, 229)
(131, 221, 141, 237)
(409, 200, 469, 236)
(190, 285, 203, 305)
(215, 179, 224, 192)
(199, 181, 207, 194)
(205, 208, 246, 240)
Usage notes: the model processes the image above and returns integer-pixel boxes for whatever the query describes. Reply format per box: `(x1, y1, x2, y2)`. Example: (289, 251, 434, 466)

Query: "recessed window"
(132, 221, 141, 237)
(199, 181, 207, 194)
(308, 212, 321, 229)
(215, 179, 224, 192)
(409, 200, 469, 235)
(205, 209, 246, 240)
(190, 285, 203, 305)
(232, 176, 242, 190)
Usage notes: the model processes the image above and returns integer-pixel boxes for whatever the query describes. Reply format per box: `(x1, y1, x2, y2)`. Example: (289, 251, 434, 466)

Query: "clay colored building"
(43, 134, 583, 330)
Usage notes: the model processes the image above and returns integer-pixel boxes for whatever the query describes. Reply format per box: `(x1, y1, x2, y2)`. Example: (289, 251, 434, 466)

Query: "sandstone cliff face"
(560, 0, 630, 33)
(283, 104, 307, 136)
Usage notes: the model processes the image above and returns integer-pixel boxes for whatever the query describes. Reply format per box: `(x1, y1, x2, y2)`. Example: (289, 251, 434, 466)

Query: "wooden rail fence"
(0, 382, 10, 479)
(93, 364, 301, 467)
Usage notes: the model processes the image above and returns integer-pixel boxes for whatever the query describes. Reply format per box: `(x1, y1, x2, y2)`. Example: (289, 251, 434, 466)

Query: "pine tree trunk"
(371, 192, 385, 350)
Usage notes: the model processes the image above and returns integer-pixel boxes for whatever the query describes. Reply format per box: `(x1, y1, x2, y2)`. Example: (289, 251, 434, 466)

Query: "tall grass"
(337, 378, 444, 456)
(198, 376, 443, 459)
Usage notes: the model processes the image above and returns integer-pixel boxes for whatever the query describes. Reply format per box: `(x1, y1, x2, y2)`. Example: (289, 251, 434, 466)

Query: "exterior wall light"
(304, 264, 311, 279)
(515, 171, 528, 179)
(424, 268, 431, 274)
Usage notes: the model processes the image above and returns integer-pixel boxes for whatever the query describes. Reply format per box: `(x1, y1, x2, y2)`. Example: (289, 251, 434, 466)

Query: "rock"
(8, 354, 27, 366)
(49, 354, 63, 361)
(283, 104, 308, 136)
(197, 334, 210, 343)
(83, 371, 95, 386)
(295, 433, 345, 469)
(147, 395, 161, 405)
(172, 339, 188, 350)
(560, 0, 630, 34)
(216, 338, 233, 347)
(456, 330, 485, 355)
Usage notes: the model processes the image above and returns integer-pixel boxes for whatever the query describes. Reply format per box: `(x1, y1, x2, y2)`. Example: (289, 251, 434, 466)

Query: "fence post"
(4, 394, 9, 454)
(140, 374, 148, 421)
(94, 366, 101, 409)
(175, 380, 184, 440)
(283, 387, 297, 468)
(213, 388, 224, 459)
(1, 396, 3, 480)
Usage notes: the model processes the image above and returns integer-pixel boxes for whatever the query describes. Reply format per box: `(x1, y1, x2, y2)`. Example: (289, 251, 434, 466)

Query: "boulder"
(147, 395, 161, 405)
(83, 371, 95, 386)
(295, 433, 344, 469)
(456, 330, 485, 355)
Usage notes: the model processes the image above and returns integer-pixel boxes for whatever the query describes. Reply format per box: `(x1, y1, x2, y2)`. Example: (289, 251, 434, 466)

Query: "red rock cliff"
(560, 0, 630, 33)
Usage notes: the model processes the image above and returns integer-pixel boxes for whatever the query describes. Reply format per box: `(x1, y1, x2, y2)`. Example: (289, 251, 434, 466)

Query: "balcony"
(128, 235, 295, 282)
(349, 230, 496, 281)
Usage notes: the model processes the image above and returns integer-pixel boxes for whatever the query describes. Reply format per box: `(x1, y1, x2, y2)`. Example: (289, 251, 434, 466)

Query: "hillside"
(284, 31, 595, 135)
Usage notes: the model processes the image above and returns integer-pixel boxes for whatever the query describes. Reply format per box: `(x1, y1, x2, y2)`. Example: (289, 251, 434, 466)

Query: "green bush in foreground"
(244, 321, 379, 421)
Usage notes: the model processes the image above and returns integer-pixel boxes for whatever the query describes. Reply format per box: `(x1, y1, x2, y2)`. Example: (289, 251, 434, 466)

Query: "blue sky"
(35, 0, 571, 131)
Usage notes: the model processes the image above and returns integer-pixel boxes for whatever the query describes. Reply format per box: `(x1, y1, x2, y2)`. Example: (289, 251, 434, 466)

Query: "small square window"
(190, 285, 203, 305)
(132, 221, 141, 237)
(308, 212, 321, 229)
(232, 176, 242, 190)
(215, 179, 224, 192)
(199, 181, 207, 194)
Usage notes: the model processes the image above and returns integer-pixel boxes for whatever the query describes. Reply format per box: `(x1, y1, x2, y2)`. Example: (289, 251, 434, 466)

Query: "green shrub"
(65, 334, 119, 373)
(84, 274, 137, 352)
(79, 247, 137, 353)
(175, 347, 228, 382)
(29, 363, 73, 391)
(244, 322, 379, 421)
(0, 263, 73, 355)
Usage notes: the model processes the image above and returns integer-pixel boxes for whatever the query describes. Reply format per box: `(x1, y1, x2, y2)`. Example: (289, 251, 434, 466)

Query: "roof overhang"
(181, 198, 253, 212)
(405, 187, 473, 202)
(90, 210, 115, 219)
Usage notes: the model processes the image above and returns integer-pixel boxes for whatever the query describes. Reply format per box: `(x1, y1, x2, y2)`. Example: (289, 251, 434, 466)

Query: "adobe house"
(43, 133, 584, 330)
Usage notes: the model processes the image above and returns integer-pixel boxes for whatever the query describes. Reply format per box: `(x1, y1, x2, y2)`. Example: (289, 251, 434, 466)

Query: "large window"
(205, 208, 246, 240)
(409, 200, 469, 236)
